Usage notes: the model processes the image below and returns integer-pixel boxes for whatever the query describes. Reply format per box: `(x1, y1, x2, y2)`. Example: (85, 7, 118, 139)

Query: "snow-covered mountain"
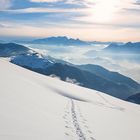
(85, 42, 140, 57)
(0, 43, 29, 57)
(104, 42, 140, 53)
(29, 36, 90, 46)
(0, 59, 140, 140)
(11, 52, 54, 69)
(11, 53, 140, 100)
(11, 55, 140, 100)
(1, 43, 140, 101)
(38, 63, 140, 99)
(77, 64, 140, 91)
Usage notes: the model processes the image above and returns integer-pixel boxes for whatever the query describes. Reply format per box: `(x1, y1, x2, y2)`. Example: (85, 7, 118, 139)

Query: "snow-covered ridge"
(11, 52, 54, 69)
(0, 59, 140, 140)
(1, 43, 140, 101)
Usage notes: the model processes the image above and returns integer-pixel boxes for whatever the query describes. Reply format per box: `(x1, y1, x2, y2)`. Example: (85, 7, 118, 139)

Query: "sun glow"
(92, 0, 121, 23)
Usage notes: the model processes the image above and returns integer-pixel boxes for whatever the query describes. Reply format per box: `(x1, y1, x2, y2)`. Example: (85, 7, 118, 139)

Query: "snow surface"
(0, 59, 140, 140)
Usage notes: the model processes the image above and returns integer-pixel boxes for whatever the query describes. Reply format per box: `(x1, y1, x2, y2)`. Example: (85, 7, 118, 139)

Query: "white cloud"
(29, 0, 93, 5)
(30, 0, 62, 2)
(3, 7, 88, 13)
(5, 7, 66, 13)
(1, 0, 140, 42)
(0, 0, 12, 10)
(74, 0, 137, 23)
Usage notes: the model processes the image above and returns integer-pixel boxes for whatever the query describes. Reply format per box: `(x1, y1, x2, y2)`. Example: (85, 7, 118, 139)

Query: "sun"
(92, 0, 121, 23)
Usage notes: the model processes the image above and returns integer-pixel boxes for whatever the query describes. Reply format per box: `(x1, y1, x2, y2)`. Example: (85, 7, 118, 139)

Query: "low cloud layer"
(30, 43, 140, 83)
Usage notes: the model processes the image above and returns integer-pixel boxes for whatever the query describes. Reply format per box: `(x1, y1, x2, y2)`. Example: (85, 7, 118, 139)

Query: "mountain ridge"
(104, 42, 140, 53)
(0, 42, 140, 101)
(29, 36, 90, 46)
(127, 93, 140, 104)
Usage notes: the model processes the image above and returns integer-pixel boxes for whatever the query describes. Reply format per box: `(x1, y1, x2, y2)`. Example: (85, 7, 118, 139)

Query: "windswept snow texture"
(0, 59, 140, 140)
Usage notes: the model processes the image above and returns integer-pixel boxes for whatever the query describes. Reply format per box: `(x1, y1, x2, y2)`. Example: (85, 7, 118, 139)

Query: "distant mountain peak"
(30, 36, 90, 46)
(104, 41, 140, 53)
(108, 43, 119, 47)
(125, 42, 133, 46)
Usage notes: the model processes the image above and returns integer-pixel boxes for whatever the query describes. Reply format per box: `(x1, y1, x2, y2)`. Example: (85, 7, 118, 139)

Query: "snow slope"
(0, 59, 140, 140)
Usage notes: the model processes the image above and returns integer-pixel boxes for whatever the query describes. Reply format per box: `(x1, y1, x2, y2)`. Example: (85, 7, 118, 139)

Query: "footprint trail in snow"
(63, 99, 96, 140)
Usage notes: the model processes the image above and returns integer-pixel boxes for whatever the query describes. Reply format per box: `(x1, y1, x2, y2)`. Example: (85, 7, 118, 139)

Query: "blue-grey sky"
(0, 0, 140, 41)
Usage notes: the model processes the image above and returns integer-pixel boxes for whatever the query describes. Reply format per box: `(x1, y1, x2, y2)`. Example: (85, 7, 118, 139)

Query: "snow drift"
(0, 59, 140, 140)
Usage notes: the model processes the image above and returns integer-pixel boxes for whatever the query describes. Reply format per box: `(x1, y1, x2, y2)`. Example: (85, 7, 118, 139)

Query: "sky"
(0, 0, 140, 41)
